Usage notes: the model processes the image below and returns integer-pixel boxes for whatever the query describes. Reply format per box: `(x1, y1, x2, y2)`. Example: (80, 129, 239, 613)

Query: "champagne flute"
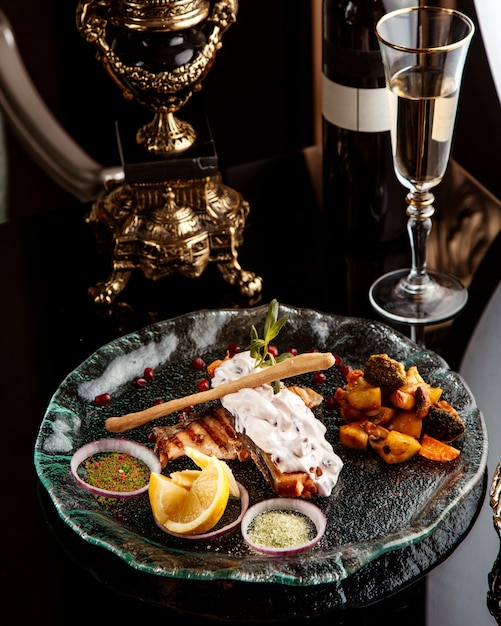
(369, 6, 474, 331)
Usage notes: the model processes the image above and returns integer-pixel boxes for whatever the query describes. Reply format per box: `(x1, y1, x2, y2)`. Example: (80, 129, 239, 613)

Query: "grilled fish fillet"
(151, 386, 325, 498)
(152, 405, 251, 468)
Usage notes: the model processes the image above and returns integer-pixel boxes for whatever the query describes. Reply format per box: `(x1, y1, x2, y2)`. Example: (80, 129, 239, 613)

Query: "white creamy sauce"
(211, 351, 343, 497)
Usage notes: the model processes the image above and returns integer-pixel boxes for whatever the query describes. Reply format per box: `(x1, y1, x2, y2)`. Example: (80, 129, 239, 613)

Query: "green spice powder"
(82, 452, 150, 492)
(247, 510, 316, 549)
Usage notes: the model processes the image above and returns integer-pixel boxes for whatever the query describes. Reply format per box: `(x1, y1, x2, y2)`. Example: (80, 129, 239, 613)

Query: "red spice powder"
(82, 452, 150, 492)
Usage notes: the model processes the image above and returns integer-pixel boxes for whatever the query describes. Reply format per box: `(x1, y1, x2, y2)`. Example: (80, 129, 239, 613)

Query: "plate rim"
(34, 303, 488, 586)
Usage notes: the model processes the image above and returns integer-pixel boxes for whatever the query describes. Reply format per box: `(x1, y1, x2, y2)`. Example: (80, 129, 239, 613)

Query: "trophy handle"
(76, 0, 136, 101)
(0, 9, 123, 202)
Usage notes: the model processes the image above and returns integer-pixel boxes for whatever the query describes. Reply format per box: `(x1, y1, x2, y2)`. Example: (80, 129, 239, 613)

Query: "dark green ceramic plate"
(34, 304, 487, 586)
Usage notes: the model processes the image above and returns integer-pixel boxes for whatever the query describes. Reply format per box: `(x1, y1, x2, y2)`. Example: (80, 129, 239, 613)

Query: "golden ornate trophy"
(76, 0, 262, 305)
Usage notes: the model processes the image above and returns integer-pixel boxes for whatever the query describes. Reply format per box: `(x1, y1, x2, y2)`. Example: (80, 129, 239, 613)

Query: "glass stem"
(405, 191, 435, 289)
(410, 325, 426, 348)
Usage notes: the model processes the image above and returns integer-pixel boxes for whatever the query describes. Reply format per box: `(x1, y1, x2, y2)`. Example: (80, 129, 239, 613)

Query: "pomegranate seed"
(287, 347, 298, 356)
(268, 345, 279, 357)
(227, 343, 240, 358)
(197, 379, 210, 392)
(192, 357, 206, 370)
(339, 364, 352, 378)
(325, 396, 338, 411)
(94, 393, 111, 406)
(333, 354, 343, 366)
(308, 348, 320, 353)
(153, 399, 164, 406)
(143, 367, 154, 381)
(313, 371, 327, 385)
(132, 377, 147, 388)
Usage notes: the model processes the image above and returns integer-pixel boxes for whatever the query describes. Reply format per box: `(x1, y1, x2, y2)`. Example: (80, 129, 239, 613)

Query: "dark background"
(0, 0, 500, 219)
(0, 0, 316, 220)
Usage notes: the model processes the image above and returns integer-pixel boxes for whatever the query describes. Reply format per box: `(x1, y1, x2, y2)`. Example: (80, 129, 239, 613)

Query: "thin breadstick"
(105, 351, 335, 433)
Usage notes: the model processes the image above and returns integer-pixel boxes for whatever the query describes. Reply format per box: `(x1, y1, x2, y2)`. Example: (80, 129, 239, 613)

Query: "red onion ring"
(155, 482, 249, 540)
(71, 438, 162, 498)
(241, 498, 326, 555)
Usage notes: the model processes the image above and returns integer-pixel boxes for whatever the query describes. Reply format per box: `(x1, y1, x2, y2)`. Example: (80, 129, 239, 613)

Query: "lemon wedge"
(148, 474, 189, 527)
(184, 446, 240, 497)
(169, 469, 203, 489)
(149, 451, 230, 536)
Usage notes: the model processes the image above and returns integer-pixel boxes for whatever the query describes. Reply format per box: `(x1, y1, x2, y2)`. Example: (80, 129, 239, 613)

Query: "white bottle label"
(322, 74, 391, 133)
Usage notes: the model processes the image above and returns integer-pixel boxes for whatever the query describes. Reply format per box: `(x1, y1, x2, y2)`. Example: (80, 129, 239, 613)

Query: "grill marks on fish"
(152, 406, 250, 468)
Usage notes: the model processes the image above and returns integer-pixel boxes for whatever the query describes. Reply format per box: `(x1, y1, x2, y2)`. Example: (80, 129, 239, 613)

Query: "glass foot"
(369, 268, 468, 326)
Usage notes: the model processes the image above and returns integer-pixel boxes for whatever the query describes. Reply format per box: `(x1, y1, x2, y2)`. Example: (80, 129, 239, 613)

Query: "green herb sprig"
(248, 299, 293, 393)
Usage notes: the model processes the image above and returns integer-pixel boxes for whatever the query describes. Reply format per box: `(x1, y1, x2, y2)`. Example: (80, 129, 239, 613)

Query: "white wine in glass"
(391, 68, 459, 190)
(369, 6, 474, 329)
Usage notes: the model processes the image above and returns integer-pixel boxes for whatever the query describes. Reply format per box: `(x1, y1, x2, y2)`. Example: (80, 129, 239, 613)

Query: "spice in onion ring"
(241, 498, 326, 555)
(71, 438, 161, 498)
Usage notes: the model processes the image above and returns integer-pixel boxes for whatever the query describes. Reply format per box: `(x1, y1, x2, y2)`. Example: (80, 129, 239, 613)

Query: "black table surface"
(1, 148, 500, 625)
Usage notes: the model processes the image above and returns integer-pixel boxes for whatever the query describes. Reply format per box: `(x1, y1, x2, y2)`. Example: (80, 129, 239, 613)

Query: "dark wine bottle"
(322, 0, 405, 247)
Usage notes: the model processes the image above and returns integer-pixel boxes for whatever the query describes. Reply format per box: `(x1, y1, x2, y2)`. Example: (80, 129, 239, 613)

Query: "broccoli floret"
(363, 354, 406, 394)
(423, 406, 466, 442)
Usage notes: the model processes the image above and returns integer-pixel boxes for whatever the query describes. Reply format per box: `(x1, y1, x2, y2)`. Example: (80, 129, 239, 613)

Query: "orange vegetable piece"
(405, 366, 425, 385)
(419, 434, 460, 462)
(428, 387, 443, 404)
(207, 354, 231, 378)
(345, 369, 365, 388)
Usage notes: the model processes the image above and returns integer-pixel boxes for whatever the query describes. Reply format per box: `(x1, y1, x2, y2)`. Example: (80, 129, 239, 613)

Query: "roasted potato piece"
(339, 422, 370, 451)
(334, 387, 366, 422)
(369, 430, 421, 464)
(347, 384, 381, 411)
(387, 410, 423, 439)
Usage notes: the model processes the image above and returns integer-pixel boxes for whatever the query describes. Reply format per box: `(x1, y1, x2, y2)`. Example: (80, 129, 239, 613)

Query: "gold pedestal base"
(136, 108, 197, 154)
(87, 174, 262, 306)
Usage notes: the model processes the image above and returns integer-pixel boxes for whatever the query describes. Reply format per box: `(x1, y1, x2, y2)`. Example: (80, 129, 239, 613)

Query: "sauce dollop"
(211, 351, 343, 496)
